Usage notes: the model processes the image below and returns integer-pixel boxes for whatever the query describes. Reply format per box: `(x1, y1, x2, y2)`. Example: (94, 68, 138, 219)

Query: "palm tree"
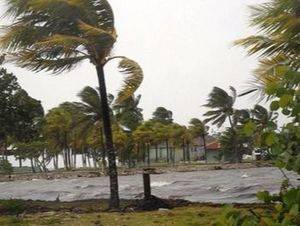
(235, 0, 300, 98)
(251, 105, 278, 130)
(114, 95, 143, 131)
(43, 106, 73, 170)
(203, 86, 247, 163)
(73, 86, 114, 172)
(132, 122, 154, 166)
(189, 118, 209, 162)
(1, 0, 143, 209)
(203, 86, 237, 128)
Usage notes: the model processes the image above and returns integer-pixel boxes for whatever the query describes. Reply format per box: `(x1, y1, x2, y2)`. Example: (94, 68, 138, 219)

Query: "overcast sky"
(1, 0, 268, 126)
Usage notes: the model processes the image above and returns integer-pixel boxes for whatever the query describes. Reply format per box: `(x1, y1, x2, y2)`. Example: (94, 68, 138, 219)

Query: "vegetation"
(214, 0, 300, 225)
(0, 0, 298, 224)
(1, 0, 144, 209)
(0, 158, 13, 175)
(0, 200, 266, 226)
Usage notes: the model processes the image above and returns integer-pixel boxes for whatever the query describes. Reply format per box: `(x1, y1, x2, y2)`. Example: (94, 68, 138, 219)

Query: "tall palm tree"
(74, 86, 114, 172)
(203, 86, 246, 163)
(0, 0, 143, 209)
(203, 86, 237, 128)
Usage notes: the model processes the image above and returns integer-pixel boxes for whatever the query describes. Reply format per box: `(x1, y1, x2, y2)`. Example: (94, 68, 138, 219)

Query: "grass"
(0, 206, 222, 226)
(0, 204, 267, 226)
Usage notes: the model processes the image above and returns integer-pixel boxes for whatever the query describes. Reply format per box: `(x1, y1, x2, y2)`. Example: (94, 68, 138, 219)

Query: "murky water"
(0, 167, 298, 203)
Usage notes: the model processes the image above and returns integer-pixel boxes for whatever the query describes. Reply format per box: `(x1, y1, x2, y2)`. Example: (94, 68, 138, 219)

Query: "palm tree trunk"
(228, 116, 239, 163)
(183, 141, 186, 162)
(87, 153, 91, 168)
(62, 149, 67, 170)
(143, 144, 146, 165)
(186, 141, 190, 162)
(73, 152, 77, 169)
(96, 65, 119, 209)
(202, 134, 207, 163)
(82, 149, 86, 168)
(53, 156, 56, 170)
(100, 128, 107, 173)
(55, 154, 59, 170)
(147, 143, 150, 166)
(166, 139, 169, 163)
(137, 143, 140, 164)
(155, 144, 158, 162)
(172, 147, 176, 165)
(30, 158, 36, 173)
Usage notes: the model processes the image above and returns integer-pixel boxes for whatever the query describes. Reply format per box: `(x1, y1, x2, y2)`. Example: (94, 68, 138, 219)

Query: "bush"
(0, 200, 26, 215)
(0, 158, 13, 175)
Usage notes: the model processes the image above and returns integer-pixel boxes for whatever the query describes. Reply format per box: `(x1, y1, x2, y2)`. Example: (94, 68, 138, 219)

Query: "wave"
(151, 181, 172, 187)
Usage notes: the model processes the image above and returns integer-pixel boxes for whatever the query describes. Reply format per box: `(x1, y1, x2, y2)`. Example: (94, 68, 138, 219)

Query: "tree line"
(0, 0, 298, 214)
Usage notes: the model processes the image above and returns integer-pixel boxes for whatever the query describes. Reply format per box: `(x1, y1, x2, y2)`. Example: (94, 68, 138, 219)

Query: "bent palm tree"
(203, 86, 237, 128)
(251, 105, 278, 130)
(0, 0, 144, 209)
(203, 86, 243, 162)
(74, 86, 114, 172)
(114, 94, 143, 131)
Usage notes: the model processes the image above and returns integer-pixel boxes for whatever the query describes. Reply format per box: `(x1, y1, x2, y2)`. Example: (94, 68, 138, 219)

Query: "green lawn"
(0, 205, 253, 226)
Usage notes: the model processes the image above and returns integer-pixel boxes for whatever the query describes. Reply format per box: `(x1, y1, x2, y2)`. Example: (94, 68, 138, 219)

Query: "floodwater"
(0, 167, 298, 203)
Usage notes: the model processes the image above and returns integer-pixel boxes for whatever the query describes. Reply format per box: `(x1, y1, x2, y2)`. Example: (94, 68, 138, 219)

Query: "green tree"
(235, 0, 300, 98)
(1, 0, 144, 209)
(189, 118, 209, 162)
(0, 57, 44, 164)
(0, 57, 20, 158)
(14, 140, 50, 173)
(114, 95, 143, 131)
(43, 105, 73, 170)
(216, 1, 300, 224)
(0, 158, 13, 176)
(12, 89, 44, 142)
(152, 107, 173, 124)
(203, 87, 245, 162)
(73, 86, 114, 171)
(203, 87, 237, 128)
(133, 121, 155, 166)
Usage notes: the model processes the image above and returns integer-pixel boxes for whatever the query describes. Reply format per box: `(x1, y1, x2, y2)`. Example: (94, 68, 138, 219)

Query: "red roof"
(206, 141, 221, 150)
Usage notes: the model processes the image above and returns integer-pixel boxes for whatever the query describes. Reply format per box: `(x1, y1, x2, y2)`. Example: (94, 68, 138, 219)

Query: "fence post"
(143, 169, 152, 199)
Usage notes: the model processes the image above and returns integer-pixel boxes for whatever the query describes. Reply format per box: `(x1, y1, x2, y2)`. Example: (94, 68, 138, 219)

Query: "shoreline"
(0, 161, 273, 182)
(0, 198, 270, 215)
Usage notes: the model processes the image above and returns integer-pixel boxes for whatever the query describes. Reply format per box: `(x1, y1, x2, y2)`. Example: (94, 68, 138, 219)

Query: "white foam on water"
(151, 181, 172, 187)
(242, 173, 249, 178)
(219, 186, 230, 192)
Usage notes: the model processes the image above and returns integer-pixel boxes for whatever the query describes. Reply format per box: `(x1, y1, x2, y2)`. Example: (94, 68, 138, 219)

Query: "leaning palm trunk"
(96, 65, 119, 209)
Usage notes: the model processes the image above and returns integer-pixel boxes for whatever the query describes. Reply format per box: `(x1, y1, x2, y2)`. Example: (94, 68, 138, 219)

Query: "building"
(148, 135, 221, 164)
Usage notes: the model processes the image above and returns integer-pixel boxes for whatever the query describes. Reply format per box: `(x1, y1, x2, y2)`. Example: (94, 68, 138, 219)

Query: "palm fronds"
(114, 57, 144, 104)
(235, 0, 300, 98)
